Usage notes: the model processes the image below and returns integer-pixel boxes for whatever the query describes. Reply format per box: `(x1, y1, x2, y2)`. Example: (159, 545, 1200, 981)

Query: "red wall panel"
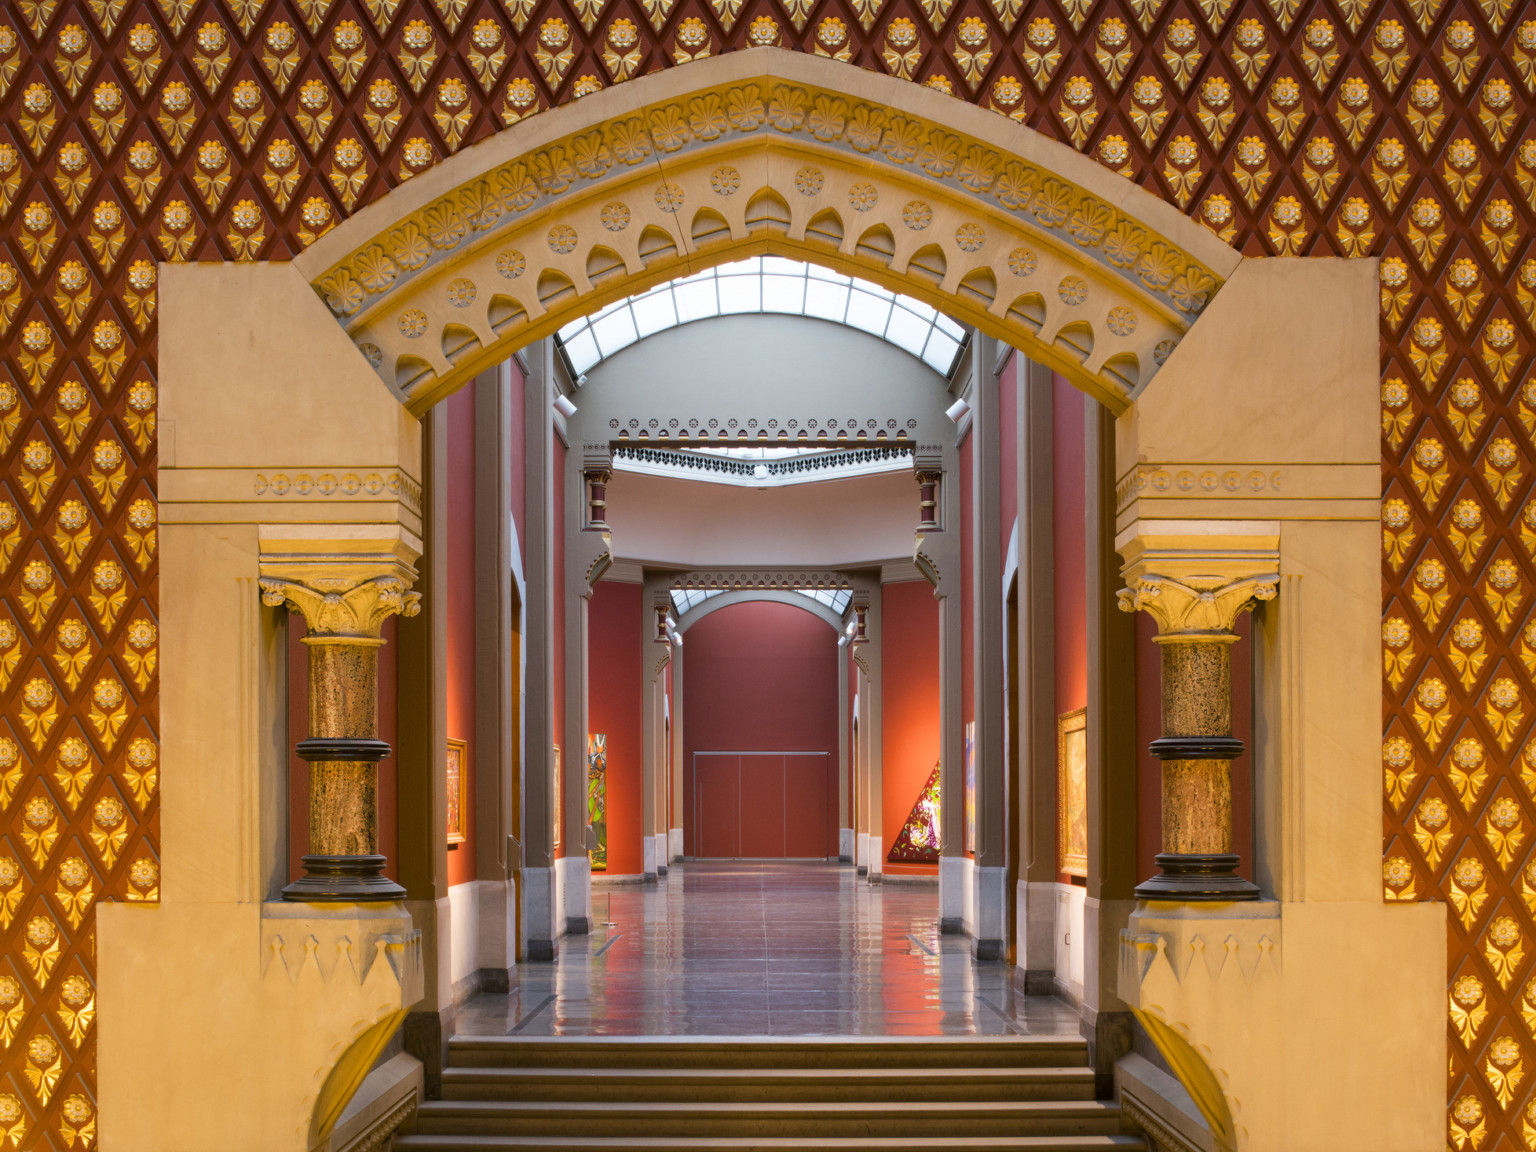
(588, 580, 644, 876)
(881, 581, 941, 875)
(446, 387, 477, 887)
(999, 353, 1018, 559)
(553, 438, 567, 858)
(682, 600, 838, 856)
(508, 363, 527, 573)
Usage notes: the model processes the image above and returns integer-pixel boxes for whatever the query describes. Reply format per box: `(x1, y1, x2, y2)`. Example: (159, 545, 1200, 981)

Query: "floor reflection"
(456, 862, 1080, 1038)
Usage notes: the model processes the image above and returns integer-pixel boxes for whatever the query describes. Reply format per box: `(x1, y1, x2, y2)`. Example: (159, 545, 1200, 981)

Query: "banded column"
(1117, 552, 1276, 902)
(261, 569, 421, 901)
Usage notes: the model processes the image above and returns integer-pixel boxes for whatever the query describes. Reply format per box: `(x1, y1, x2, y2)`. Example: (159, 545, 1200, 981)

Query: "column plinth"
(261, 571, 420, 902)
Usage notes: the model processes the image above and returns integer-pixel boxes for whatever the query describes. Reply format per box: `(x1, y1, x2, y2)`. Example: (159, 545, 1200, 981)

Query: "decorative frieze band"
(670, 569, 853, 590)
(253, 471, 423, 512)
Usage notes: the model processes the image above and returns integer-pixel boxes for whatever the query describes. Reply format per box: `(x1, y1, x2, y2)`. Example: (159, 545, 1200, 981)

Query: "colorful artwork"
(1057, 710, 1087, 878)
(552, 745, 563, 857)
(587, 733, 607, 871)
(887, 764, 941, 864)
(964, 721, 976, 854)
(445, 738, 467, 845)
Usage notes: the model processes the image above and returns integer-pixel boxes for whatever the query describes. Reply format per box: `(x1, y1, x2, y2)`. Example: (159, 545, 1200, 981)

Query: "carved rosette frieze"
(670, 570, 853, 591)
(259, 565, 420, 901)
(1118, 555, 1277, 902)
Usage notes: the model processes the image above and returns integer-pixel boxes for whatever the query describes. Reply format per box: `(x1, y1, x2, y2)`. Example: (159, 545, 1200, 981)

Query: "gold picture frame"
(1057, 708, 1087, 877)
(446, 738, 467, 845)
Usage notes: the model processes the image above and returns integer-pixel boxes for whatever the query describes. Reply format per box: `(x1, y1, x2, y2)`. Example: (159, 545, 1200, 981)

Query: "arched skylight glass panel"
(797, 588, 853, 615)
(670, 588, 722, 615)
(558, 258, 967, 377)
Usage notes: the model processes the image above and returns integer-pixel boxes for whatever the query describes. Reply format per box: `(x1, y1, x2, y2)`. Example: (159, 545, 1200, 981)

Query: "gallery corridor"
(458, 863, 1077, 1038)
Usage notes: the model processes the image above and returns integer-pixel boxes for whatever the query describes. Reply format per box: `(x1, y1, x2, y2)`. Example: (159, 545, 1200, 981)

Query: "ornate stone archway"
(102, 43, 1445, 1152)
(294, 51, 1238, 415)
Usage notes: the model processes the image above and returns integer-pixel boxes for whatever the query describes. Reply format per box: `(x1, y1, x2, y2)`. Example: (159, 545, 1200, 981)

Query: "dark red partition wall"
(553, 438, 567, 859)
(588, 580, 644, 876)
(681, 600, 839, 858)
(999, 353, 1018, 559)
(1052, 374, 1088, 884)
(881, 581, 941, 875)
(508, 363, 527, 573)
(445, 387, 477, 886)
(287, 616, 398, 884)
(960, 427, 975, 858)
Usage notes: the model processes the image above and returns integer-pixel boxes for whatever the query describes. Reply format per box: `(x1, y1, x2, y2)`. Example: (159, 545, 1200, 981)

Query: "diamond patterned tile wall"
(0, 0, 1531, 1142)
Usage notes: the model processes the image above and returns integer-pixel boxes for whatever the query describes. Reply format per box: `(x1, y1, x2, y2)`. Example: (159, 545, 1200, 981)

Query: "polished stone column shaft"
(261, 572, 419, 902)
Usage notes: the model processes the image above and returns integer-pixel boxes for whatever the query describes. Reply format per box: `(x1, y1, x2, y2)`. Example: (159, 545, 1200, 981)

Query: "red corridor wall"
(681, 600, 839, 857)
(881, 581, 941, 875)
(588, 580, 644, 876)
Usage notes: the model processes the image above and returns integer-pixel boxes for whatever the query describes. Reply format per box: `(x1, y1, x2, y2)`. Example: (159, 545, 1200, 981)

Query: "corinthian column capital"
(1116, 572, 1279, 639)
(260, 572, 421, 640)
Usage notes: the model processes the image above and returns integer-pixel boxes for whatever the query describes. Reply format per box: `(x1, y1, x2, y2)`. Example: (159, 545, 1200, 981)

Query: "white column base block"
(523, 866, 556, 959)
(642, 835, 657, 878)
(867, 835, 882, 878)
(839, 828, 855, 861)
(939, 855, 968, 932)
(668, 827, 684, 862)
(555, 855, 592, 934)
(856, 832, 869, 872)
(971, 865, 1007, 959)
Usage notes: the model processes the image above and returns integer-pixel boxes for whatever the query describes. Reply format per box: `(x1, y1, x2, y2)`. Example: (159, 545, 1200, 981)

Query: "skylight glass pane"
(762, 275, 806, 313)
(562, 329, 599, 373)
(803, 280, 849, 321)
(717, 275, 761, 313)
(553, 258, 968, 375)
(923, 331, 961, 374)
(829, 590, 852, 614)
(590, 308, 638, 357)
(631, 291, 678, 336)
(674, 280, 720, 322)
(845, 290, 892, 336)
(885, 309, 930, 358)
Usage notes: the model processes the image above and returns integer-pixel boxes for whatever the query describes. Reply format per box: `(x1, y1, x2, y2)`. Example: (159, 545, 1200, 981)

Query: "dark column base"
(404, 1005, 453, 1099)
(566, 916, 591, 934)
(973, 938, 1005, 962)
(856, 865, 868, 876)
(282, 854, 407, 902)
(1134, 853, 1260, 902)
(526, 938, 555, 961)
(939, 916, 964, 934)
(1021, 969, 1056, 996)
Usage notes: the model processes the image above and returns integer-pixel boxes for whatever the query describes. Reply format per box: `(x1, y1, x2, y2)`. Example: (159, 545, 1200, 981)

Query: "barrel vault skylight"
(669, 588, 854, 618)
(557, 258, 967, 377)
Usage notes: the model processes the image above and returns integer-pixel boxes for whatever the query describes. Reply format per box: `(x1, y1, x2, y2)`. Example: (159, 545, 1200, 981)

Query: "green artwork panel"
(587, 733, 608, 870)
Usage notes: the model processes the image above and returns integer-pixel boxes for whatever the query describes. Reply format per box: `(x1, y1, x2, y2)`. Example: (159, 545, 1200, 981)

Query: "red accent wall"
(681, 601, 839, 857)
(998, 354, 1018, 555)
(553, 436, 567, 858)
(881, 581, 941, 875)
(509, 362, 527, 572)
(1052, 373, 1088, 884)
(588, 581, 644, 876)
(287, 616, 397, 884)
(445, 388, 477, 886)
(960, 426, 974, 858)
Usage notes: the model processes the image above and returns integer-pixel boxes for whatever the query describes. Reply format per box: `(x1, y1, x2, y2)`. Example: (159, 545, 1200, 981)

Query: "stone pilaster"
(260, 562, 421, 901)
(1116, 534, 1277, 902)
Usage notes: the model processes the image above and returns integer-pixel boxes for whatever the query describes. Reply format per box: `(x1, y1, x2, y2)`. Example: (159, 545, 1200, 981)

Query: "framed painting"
(963, 721, 976, 854)
(552, 744, 563, 856)
(445, 738, 467, 845)
(1057, 709, 1087, 877)
(587, 733, 607, 871)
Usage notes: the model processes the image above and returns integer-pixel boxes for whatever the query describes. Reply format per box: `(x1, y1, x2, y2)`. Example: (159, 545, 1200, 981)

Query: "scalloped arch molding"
(294, 50, 1242, 415)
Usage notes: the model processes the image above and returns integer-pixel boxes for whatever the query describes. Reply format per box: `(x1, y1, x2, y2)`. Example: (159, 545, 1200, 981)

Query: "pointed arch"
(294, 49, 1240, 417)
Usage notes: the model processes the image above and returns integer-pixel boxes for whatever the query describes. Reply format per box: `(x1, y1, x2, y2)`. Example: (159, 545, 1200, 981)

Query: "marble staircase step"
(439, 1065, 1098, 1103)
(409, 1099, 1126, 1139)
(391, 1137, 1148, 1151)
(447, 1036, 1090, 1070)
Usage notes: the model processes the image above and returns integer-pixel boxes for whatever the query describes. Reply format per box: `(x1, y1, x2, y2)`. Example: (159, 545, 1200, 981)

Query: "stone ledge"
(1116, 1053, 1215, 1152)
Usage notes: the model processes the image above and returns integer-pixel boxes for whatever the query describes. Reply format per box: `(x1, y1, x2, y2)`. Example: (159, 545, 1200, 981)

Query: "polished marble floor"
(457, 862, 1079, 1037)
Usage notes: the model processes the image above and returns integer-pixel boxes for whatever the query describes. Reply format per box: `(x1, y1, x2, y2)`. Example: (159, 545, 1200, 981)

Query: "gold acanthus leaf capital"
(259, 574, 422, 639)
(1116, 572, 1278, 637)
